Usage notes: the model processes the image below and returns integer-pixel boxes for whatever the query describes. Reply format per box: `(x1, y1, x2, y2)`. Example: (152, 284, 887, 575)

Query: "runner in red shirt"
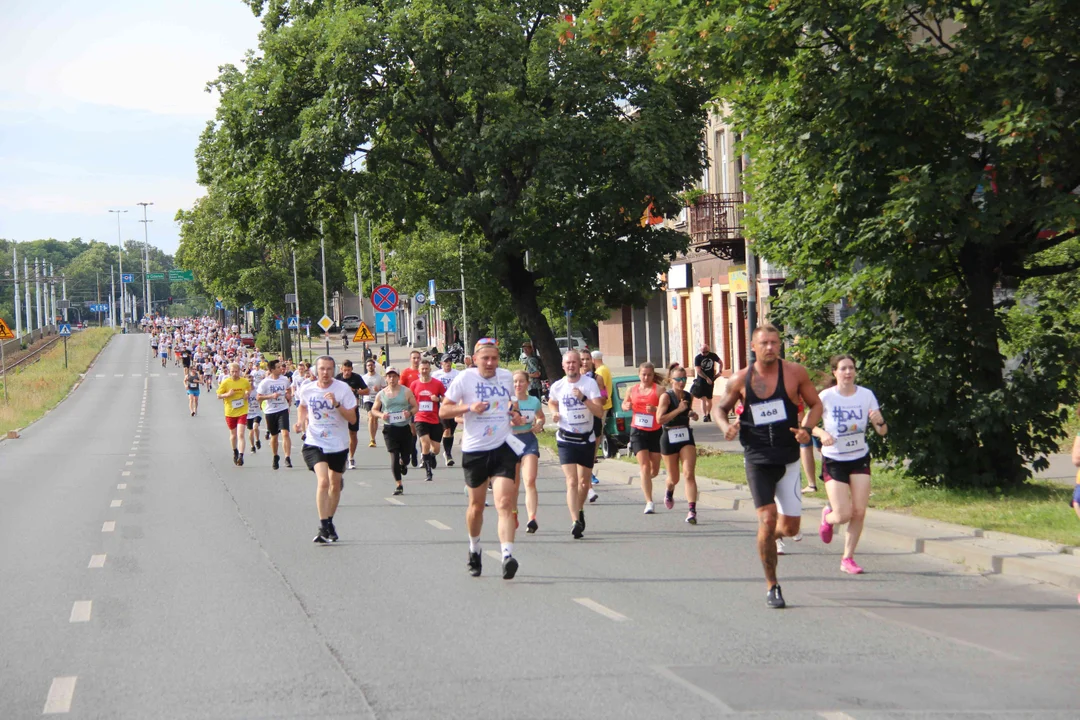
(410, 357, 447, 481)
(400, 350, 422, 468)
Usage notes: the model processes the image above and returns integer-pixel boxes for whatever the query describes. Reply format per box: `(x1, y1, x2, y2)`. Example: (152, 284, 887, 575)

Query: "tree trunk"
(959, 240, 1026, 487)
(500, 252, 563, 381)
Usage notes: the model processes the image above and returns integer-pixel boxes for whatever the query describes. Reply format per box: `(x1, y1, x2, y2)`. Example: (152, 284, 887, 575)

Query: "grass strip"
(0, 328, 117, 436)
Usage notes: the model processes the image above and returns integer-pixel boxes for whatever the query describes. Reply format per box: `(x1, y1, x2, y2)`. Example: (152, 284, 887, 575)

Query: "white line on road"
(651, 665, 734, 713)
(96, 374, 104, 378)
(573, 598, 629, 622)
(110, 500, 122, 507)
(121, 471, 130, 476)
(818, 713, 857, 720)
(131, 373, 141, 377)
(114, 374, 123, 377)
(168, 372, 177, 376)
(355, 480, 370, 486)
(385, 497, 405, 506)
(88, 555, 106, 569)
(426, 519, 452, 530)
(43, 676, 77, 714)
(125, 461, 133, 466)
(484, 550, 502, 560)
(102, 522, 115, 532)
(150, 373, 159, 377)
(128, 454, 136, 458)
(117, 484, 126, 489)
(69, 601, 92, 623)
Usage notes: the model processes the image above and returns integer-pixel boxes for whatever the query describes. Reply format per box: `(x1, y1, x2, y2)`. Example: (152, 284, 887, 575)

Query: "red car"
(239, 333, 256, 347)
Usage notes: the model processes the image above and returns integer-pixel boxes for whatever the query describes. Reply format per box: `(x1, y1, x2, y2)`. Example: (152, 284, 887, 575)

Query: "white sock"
(501, 542, 513, 558)
(469, 536, 481, 553)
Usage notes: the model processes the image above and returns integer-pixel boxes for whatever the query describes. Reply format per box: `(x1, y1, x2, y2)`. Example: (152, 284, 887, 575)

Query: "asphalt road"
(2, 334, 1078, 719)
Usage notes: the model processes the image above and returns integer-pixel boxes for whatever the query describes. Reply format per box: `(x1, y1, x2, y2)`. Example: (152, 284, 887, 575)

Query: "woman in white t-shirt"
(811, 354, 888, 575)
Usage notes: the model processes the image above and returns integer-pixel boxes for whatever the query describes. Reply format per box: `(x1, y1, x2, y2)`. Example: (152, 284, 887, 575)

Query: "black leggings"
(390, 450, 408, 481)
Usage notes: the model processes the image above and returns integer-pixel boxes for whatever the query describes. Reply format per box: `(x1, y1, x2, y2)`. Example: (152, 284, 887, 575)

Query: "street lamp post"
(109, 209, 128, 330)
(138, 202, 153, 321)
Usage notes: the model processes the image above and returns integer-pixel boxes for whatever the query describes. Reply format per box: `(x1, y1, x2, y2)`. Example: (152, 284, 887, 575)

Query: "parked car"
(239, 333, 256, 347)
(556, 335, 589, 353)
(341, 315, 361, 332)
(600, 374, 639, 458)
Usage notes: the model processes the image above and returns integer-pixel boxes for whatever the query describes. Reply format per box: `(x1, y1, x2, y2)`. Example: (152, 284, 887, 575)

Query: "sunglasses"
(672, 377, 687, 382)
(475, 338, 499, 348)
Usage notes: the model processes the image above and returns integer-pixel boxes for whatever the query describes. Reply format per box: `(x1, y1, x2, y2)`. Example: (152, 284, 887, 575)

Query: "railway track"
(0, 335, 63, 375)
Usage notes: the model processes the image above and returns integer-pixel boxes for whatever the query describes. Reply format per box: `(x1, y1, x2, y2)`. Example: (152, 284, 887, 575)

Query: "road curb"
(582, 449, 1080, 593)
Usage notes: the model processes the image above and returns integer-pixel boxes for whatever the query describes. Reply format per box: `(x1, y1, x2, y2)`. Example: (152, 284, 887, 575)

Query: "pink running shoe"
(841, 557, 864, 574)
(819, 505, 834, 544)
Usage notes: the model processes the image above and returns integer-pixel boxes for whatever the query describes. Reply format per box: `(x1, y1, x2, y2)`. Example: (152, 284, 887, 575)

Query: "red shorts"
(225, 415, 244, 430)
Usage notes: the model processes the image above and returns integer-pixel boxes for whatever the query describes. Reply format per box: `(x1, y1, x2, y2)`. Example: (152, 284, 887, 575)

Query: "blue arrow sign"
(215, 301, 224, 309)
(88, 303, 110, 313)
(58, 323, 72, 336)
(371, 284, 398, 312)
(121, 273, 134, 284)
(428, 279, 436, 305)
(375, 311, 397, 335)
(274, 319, 282, 330)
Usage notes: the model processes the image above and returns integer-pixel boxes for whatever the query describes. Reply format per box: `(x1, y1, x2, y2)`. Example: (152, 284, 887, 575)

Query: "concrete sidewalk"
(584, 450, 1080, 593)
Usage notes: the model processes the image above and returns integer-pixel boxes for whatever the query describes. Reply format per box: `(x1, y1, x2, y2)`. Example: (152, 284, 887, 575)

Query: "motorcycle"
(421, 345, 442, 363)
(442, 342, 465, 365)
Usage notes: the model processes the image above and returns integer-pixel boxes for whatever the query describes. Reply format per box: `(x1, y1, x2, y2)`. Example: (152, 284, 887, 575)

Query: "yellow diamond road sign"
(0, 318, 14, 340)
(353, 322, 375, 343)
(317, 315, 334, 333)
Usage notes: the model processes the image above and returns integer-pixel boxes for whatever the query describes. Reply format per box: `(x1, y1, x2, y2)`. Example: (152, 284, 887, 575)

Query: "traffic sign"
(0, 318, 14, 340)
(121, 273, 134, 284)
(317, 314, 334, 333)
(371, 284, 398, 312)
(88, 303, 110, 313)
(274, 319, 282, 330)
(58, 324, 72, 337)
(285, 293, 297, 304)
(287, 316, 299, 329)
(428, 279, 436, 305)
(353, 322, 375, 343)
(168, 269, 194, 282)
(414, 291, 426, 305)
(375, 312, 397, 334)
(147, 272, 166, 281)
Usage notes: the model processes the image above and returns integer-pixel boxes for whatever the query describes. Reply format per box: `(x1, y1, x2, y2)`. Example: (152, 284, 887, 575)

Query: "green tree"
(589, 0, 1080, 487)
(194, 0, 707, 378)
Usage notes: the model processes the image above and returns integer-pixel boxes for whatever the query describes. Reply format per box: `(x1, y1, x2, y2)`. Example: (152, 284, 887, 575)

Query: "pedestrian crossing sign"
(353, 322, 375, 343)
(0, 318, 13, 340)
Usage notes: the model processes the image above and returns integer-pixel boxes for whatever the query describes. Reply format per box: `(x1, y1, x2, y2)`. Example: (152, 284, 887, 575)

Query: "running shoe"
(327, 521, 339, 543)
(643, 502, 655, 514)
(819, 505, 834, 544)
(588, 487, 599, 503)
(766, 584, 786, 609)
(571, 520, 584, 539)
(369, 440, 376, 448)
(411, 451, 418, 468)
(526, 519, 539, 534)
(841, 557, 864, 575)
(468, 551, 482, 577)
(686, 509, 697, 525)
(664, 490, 675, 510)
(256, 439, 262, 450)
(776, 537, 786, 555)
(426, 466, 433, 482)
(805, 484, 818, 493)
(273, 455, 280, 470)
(446, 453, 455, 467)
(591, 474, 599, 485)
(578, 509, 586, 530)
(265, 431, 270, 440)
(502, 556, 519, 579)
(400, 462, 408, 476)
(393, 484, 404, 495)
(703, 413, 711, 422)
(250, 445, 256, 454)
(349, 458, 356, 470)
(237, 455, 244, 467)
(313, 527, 331, 544)
(285, 457, 293, 468)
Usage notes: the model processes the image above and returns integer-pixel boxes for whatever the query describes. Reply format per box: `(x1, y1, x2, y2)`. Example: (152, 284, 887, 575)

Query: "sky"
(0, 0, 263, 256)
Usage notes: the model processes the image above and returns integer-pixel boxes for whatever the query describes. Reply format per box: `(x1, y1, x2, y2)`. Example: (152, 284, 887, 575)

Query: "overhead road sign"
(375, 312, 397, 334)
(371, 285, 398, 312)
(0, 318, 14, 340)
(353, 323, 375, 343)
(147, 272, 166, 281)
(88, 303, 110, 313)
(168, 269, 194, 282)
(121, 273, 134, 284)
(58, 324, 72, 337)
(317, 314, 334, 333)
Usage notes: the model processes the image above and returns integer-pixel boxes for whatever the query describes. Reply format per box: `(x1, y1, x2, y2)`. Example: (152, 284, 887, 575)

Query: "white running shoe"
(776, 538, 786, 555)
(588, 488, 599, 503)
(644, 502, 655, 514)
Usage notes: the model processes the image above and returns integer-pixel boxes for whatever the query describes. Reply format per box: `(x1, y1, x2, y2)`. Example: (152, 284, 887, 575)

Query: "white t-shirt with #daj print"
(444, 368, 515, 453)
(299, 379, 358, 453)
(819, 385, 880, 461)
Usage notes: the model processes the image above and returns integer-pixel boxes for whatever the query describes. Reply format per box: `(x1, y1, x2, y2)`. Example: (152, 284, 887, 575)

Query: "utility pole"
(110, 265, 116, 329)
(459, 242, 468, 351)
(49, 263, 56, 327)
(109, 209, 128, 330)
(353, 212, 368, 358)
(24, 256, 31, 335)
(62, 275, 68, 323)
(320, 222, 330, 356)
(292, 249, 302, 363)
(12, 242, 20, 339)
(35, 258, 42, 330)
(96, 271, 101, 327)
(138, 202, 153, 321)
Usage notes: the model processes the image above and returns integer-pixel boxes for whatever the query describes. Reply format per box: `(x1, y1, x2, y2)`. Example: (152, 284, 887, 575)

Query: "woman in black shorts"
(656, 367, 700, 524)
(622, 363, 663, 514)
(371, 367, 418, 495)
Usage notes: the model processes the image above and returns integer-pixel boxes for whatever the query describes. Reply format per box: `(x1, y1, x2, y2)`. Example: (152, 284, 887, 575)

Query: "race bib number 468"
(750, 399, 786, 425)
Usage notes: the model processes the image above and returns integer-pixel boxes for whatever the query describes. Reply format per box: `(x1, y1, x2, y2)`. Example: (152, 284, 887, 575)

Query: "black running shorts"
(302, 445, 348, 474)
(557, 441, 595, 469)
(265, 409, 290, 436)
(630, 428, 662, 455)
(462, 442, 519, 488)
(383, 424, 414, 454)
(245, 416, 261, 429)
(416, 421, 443, 439)
(660, 426, 695, 455)
(822, 454, 872, 485)
(441, 417, 457, 432)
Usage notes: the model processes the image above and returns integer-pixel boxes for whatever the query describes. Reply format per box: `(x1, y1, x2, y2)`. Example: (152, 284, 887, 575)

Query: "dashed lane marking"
(651, 665, 734, 712)
(125, 462, 133, 466)
(385, 497, 405, 506)
(117, 484, 126, 490)
(484, 550, 501, 560)
(426, 520, 452, 530)
(573, 597, 629, 622)
(121, 471, 130, 477)
(102, 522, 115, 532)
(110, 500, 122, 507)
(818, 714, 857, 720)
(69, 601, 92, 623)
(88, 555, 106, 569)
(95, 374, 104, 378)
(42, 676, 77, 714)
(114, 374, 123, 377)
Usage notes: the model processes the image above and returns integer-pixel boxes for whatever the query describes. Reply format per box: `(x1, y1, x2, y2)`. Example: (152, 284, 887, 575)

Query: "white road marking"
(426, 519, 452, 530)
(96, 374, 104, 378)
(128, 454, 136, 457)
(573, 597, 629, 622)
(69, 601, 92, 623)
(110, 499, 122, 507)
(131, 374, 141, 377)
(102, 522, 116, 532)
(168, 372, 177, 376)
(88, 555, 106, 569)
(117, 484, 126, 490)
(484, 550, 502, 560)
(121, 471, 131, 476)
(385, 497, 405, 506)
(114, 374, 124, 377)
(355, 481, 370, 486)
(125, 461, 133, 466)
(150, 373, 160, 377)
(818, 713, 857, 720)
(43, 676, 77, 714)
(652, 665, 734, 712)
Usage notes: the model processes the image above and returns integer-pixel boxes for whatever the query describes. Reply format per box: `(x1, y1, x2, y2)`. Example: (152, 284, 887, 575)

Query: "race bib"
(386, 411, 406, 424)
(505, 434, 526, 457)
(666, 427, 690, 443)
(838, 433, 867, 455)
(230, 399, 245, 409)
(751, 399, 786, 425)
(567, 408, 589, 425)
(520, 410, 536, 423)
(419, 401, 434, 412)
(632, 412, 655, 430)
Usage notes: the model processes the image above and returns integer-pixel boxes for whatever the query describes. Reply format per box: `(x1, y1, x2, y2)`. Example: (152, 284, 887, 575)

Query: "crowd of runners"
(153, 316, 893, 607)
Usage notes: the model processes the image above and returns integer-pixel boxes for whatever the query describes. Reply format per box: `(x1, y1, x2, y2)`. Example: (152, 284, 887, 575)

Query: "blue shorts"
(513, 432, 540, 457)
(800, 436, 822, 450)
(1071, 484, 1080, 507)
(187, 389, 200, 396)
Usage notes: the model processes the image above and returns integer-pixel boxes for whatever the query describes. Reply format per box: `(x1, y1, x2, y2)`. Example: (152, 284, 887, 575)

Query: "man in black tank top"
(713, 324, 823, 609)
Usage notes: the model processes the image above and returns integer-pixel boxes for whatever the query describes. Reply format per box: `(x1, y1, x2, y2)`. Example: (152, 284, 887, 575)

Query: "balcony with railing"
(688, 192, 745, 262)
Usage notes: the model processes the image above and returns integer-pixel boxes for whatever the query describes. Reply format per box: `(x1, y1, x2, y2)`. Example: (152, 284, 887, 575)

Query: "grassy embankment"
(0, 328, 116, 436)
(535, 428, 1079, 546)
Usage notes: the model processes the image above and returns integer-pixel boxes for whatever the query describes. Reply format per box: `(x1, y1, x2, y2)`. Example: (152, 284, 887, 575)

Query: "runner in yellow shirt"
(216, 362, 252, 466)
(591, 351, 613, 491)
